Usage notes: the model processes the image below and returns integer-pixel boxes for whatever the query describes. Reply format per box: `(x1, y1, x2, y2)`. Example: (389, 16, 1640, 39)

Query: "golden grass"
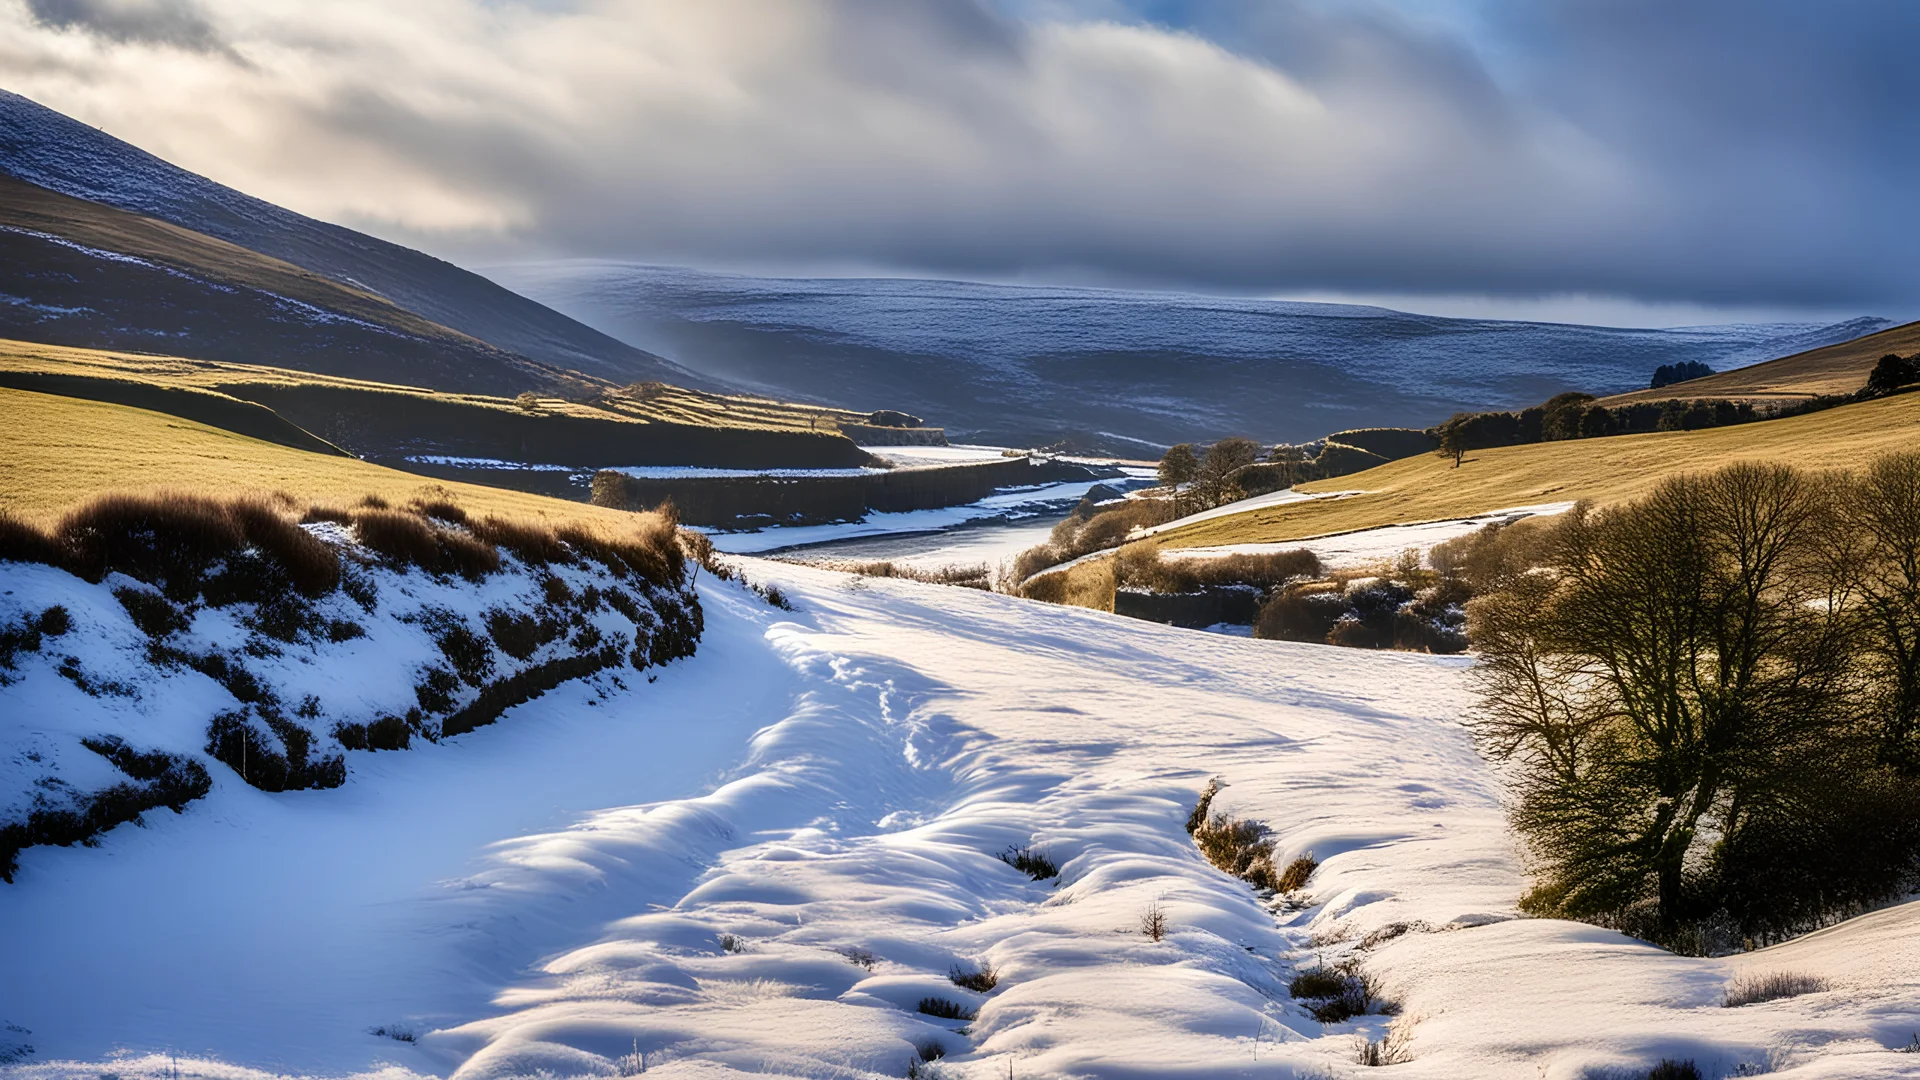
(0, 337, 872, 436)
(0, 386, 646, 528)
(1157, 389, 1920, 549)
(1599, 319, 1920, 406)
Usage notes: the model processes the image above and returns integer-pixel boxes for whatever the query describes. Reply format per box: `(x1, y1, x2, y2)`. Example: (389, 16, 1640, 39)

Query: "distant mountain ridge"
(0, 88, 702, 390)
(493, 261, 1893, 451)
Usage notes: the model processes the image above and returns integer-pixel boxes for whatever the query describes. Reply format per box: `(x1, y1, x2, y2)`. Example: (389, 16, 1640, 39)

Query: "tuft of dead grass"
(1723, 971, 1830, 1007)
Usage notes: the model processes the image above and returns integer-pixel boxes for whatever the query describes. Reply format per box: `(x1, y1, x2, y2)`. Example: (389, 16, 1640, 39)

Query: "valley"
(4, 55, 1920, 1080)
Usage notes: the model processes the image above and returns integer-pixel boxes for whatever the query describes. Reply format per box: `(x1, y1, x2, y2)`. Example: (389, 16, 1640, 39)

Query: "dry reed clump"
(1288, 961, 1393, 1023)
(1012, 495, 1184, 581)
(948, 962, 999, 993)
(1723, 971, 1830, 1007)
(1, 490, 693, 602)
(1114, 543, 1321, 594)
(1185, 779, 1289, 893)
(53, 493, 340, 599)
(800, 559, 993, 590)
(1020, 558, 1116, 609)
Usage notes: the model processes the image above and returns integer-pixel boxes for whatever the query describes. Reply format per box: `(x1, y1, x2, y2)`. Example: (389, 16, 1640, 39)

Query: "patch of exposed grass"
(948, 962, 999, 993)
(998, 844, 1060, 881)
(916, 996, 973, 1021)
(1723, 971, 1830, 1007)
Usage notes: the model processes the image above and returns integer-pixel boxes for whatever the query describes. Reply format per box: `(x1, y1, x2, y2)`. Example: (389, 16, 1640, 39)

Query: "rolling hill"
(1152, 387, 1920, 551)
(0, 88, 702, 390)
(1599, 318, 1920, 406)
(0, 340, 879, 494)
(490, 260, 1892, 452)
(0, 172, 575, 396)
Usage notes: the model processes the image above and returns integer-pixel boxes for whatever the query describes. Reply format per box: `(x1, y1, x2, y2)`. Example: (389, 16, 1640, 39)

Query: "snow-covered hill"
(4, 561, 1915, 1078)
(0, 90, 699, 390)
(489, 261, 1891, 451)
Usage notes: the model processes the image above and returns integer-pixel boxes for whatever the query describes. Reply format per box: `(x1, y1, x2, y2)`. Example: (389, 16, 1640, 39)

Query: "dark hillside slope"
(0, 88, 701, 390)
(0, 174, 567, 395)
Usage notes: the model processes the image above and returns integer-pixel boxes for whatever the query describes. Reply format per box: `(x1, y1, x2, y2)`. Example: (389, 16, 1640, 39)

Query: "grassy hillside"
(0, 386, 649, 528)
(0, 338, 868, 434)
(0, 339, 880, 475)
(1156, 388, 1920, 549)
(1599, 319, 1920, 406)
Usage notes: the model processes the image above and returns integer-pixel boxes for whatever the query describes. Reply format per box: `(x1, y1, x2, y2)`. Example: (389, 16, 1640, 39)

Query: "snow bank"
(6, 561, 1917, 1079)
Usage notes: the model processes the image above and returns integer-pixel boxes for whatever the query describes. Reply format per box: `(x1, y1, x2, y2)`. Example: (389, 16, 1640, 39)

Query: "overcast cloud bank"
(1, 0, 1913, 314)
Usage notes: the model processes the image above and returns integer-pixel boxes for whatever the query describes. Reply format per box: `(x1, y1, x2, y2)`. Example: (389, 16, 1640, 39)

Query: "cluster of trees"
(1467, 454, 1920, 952)
(1158, 436, 1263, 511)
(1650, 360, 1715, 389)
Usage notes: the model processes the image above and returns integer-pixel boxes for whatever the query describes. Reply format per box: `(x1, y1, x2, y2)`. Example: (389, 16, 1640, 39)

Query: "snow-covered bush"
(0, 491, 700, 881)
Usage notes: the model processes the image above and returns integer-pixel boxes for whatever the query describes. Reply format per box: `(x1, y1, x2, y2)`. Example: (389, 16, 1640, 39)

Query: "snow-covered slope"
(488, 262, 1893, 451)
(5, 562, 1917, 1078)
(0, 90, 698, 390)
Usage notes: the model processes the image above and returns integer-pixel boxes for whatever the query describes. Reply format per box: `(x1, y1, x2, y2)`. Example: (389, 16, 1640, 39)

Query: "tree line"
(1433, 352, 1920, 468)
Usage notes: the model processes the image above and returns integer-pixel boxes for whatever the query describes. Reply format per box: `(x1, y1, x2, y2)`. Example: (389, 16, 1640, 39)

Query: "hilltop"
(1600, 318, 1920, 406)
(0, 89, 698, 389)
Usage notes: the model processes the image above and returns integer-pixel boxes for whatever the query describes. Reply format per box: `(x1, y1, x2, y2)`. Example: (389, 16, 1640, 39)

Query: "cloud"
(24, 0, 224, 52)
(0, 0, 1912, 311)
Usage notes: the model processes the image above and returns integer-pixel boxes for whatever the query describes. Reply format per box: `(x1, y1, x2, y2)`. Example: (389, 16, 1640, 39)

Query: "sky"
(1, 0, 1915, 327)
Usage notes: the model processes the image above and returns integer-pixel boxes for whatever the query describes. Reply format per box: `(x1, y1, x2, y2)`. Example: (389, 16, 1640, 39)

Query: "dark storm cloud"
(3, 0, 1913, 311)
(24, 0, 223, 52)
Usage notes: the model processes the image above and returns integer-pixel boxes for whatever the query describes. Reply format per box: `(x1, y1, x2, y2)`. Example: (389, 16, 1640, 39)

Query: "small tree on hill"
(1434, 414, 1472, 468)
(1866, 354, 1919, 397)
(1159, 443, 1200, 489)
(1195, 437, 1262, 508)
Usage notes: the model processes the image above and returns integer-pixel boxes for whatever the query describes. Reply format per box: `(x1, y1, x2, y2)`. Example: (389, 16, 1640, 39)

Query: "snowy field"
(4, 564, 1919, 1079)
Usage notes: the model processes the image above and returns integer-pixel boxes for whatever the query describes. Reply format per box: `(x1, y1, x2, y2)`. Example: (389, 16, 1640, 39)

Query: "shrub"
(0, 509, 62, 566)
(414, 665, 460, 714)
(353, 510, 500, 580)
(472, 515, 571, 565)
(1646, 1061, 1702, 1080)
(439, 647, 624, 737)
(0, 746, 210, 882)
(1114, 544, 1320, 595)
(1356, 1025, 1412, 1066)
(408, 498, 468, 525)
(718, 933, 747, 954)
(949, 962, 999, 993)
(1290, 964, 1388, 1024)
(916, 997, 973, 1020)
(486, 608, 544, 660)
(998, 844, 1059, 880)
(1140, 902, 1170, 942)
(1278, 855, 1318, 893)
(1723, 971, 1829, 1007)
(841, 945, 878, 971)
(204, 709, 344, 792)
(1188, 781, 1285, 892)
(418, 609, 494, 686)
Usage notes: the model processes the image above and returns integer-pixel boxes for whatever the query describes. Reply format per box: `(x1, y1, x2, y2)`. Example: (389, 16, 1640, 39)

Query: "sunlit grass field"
(0, 387, 641, 528)
(1157, 388, 1920, 549)
(0, 337, 871, 436)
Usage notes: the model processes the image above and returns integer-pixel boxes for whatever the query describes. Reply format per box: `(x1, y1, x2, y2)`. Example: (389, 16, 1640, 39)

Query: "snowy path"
(6, 569, 1920, 1079)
